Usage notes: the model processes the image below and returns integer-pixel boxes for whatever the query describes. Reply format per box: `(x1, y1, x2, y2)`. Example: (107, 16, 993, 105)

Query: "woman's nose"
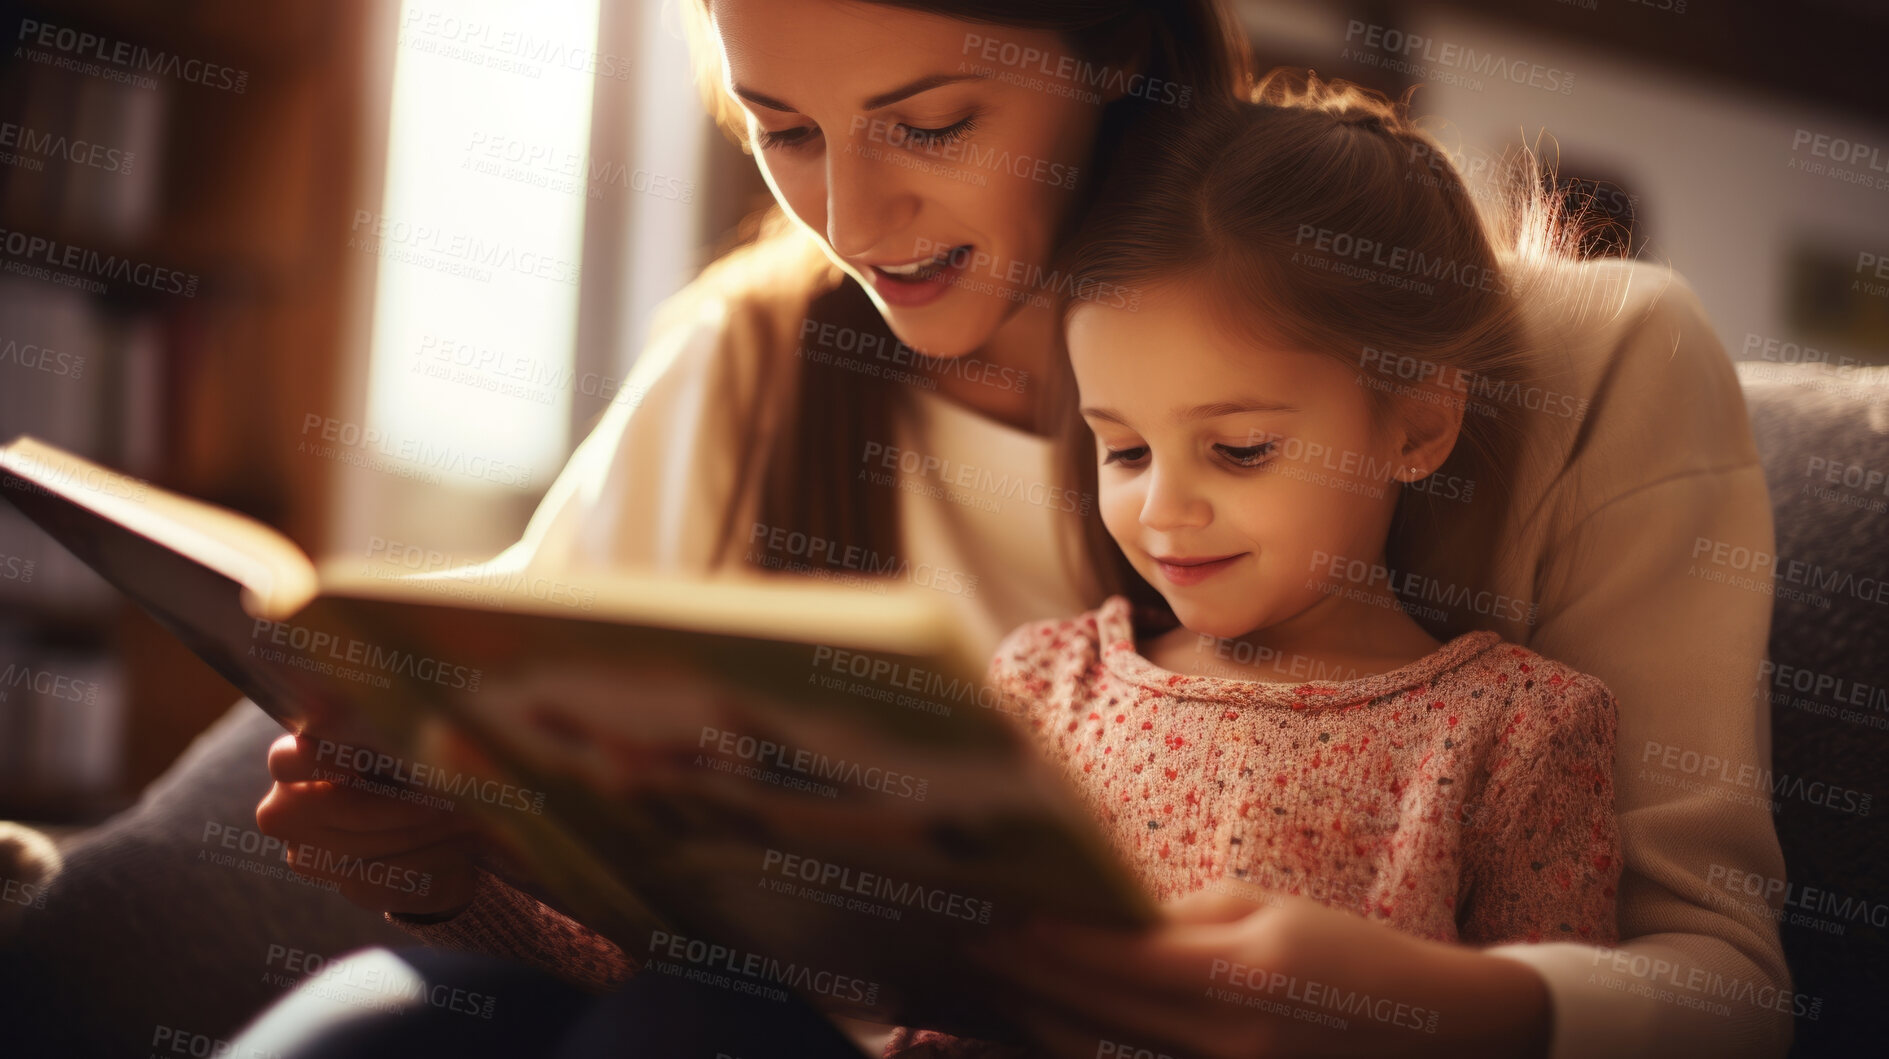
(824, 124, 917, 259)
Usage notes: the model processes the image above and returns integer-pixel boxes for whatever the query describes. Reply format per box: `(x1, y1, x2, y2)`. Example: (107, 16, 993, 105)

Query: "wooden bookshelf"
(0, 0, 378, 815)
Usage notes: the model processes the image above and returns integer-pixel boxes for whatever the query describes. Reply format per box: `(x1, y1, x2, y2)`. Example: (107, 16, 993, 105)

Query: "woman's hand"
(255, 732, 484, 918)
(972, 891, 1552, 1059)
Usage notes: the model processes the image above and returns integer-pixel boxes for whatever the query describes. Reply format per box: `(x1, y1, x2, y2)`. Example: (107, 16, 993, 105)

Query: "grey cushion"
(0, 700, 409, 1057)
(1737, 362, 1889, 1059)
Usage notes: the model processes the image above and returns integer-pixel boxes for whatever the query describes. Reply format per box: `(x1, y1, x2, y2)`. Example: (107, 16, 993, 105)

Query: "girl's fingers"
(266, 733, 325, 783)
(257, 786, 475, 853)
(295, 834, 482, 918)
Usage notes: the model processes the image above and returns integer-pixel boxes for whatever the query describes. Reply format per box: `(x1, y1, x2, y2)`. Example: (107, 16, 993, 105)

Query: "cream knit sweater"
(398, 247, 1791, 1059)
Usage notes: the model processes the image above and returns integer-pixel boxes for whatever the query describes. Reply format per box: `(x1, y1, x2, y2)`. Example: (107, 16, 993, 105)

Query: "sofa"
(1, 362, 1883, 1057)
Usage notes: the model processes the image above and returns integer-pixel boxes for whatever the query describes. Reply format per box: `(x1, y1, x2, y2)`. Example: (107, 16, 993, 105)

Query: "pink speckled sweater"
(393, 595, 1620, 1056)
(885, 595, 1621, 1056)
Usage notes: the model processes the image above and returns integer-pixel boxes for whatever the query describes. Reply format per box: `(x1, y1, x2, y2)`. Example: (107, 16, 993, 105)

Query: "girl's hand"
(255, 732, 484, 918)
(973, 891, 1552, 1059)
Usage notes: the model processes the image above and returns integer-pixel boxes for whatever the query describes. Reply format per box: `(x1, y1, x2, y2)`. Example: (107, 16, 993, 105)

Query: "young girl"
(890, 75, 1622, 1055)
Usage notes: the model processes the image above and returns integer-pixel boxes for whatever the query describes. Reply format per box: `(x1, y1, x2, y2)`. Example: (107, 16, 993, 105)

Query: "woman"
(250, 2, 1791, 1056)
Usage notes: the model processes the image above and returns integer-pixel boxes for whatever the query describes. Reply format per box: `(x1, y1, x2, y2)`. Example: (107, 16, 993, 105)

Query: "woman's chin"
(881, 310, 993, 361)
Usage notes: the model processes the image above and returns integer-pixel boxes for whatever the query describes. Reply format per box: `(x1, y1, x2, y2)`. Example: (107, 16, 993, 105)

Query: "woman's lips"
(863, 245, 971, 308)
(1153, 553, 1246, 586)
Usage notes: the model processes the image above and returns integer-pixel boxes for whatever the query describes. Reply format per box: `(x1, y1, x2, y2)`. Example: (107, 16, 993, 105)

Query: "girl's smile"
(1151, 552, 1248, 586)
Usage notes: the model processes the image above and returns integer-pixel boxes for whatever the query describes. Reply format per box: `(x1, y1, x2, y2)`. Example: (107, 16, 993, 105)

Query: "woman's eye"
(1215, 441, 1277, 468)
(755, 125, 819, 152)
(1102, 445, 1149, 467)
(897, 116, 977, 147)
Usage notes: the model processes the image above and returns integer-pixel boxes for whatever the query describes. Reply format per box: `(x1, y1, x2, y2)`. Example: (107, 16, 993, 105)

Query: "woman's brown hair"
(682, 0, 1254, 573)
(1053, 70, 1619, 624)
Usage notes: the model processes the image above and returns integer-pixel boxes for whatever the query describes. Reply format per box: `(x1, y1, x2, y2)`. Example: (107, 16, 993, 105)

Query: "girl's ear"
(1392, 381, 1467, 481)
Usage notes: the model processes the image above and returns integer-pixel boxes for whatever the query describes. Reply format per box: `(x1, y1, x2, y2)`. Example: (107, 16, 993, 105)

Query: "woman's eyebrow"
(733, 71, 988, 115)
(862, 72, 986, 110)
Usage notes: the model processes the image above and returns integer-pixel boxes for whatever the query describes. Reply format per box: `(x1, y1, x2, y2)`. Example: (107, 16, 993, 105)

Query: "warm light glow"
(364, 0, 602, 490)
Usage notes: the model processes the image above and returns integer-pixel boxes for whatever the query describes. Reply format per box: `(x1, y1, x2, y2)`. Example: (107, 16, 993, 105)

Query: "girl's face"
(1068, 284, 1419, 641)
(709, 0, 1108, 358)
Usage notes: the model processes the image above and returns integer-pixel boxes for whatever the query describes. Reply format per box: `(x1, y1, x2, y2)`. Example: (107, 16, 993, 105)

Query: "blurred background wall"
(0, 0, 1882, 859)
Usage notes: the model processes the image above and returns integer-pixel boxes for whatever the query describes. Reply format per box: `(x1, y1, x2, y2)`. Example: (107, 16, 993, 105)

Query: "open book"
(0, 435, 1155, 1039)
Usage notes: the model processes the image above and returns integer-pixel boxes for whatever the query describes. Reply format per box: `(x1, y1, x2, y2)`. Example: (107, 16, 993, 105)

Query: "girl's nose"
(1139, 465, 1211, 531)
(824, 125, 918, 260)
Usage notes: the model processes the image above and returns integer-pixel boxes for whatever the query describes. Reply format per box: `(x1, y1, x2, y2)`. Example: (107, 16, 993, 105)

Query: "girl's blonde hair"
(1055, 69, 1626, 618)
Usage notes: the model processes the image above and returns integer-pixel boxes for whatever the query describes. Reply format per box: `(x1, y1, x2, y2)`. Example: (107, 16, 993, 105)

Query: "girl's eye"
(1101, 445, 1149, 467)
(897, 116, 977, 147)
(1215, 441, 1277, 468)
(755, 125, 819, 152)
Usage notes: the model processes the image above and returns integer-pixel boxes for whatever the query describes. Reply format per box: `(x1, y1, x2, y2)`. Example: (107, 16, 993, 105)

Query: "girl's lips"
(1153, 553, 1246, 587)
(863, 245, 971, 308)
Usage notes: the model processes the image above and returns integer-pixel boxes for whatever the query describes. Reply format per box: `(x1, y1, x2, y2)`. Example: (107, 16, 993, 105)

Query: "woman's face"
(709, 0, 1110, 358)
